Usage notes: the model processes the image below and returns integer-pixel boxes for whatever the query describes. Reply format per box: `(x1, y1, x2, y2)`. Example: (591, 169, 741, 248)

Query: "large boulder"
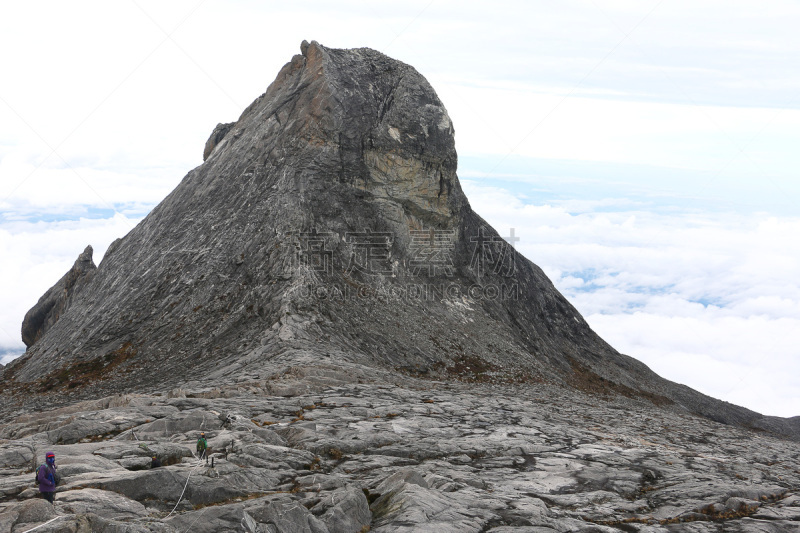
(58, 488, 149, 519)
(0, 441, 36, 470)
(250, 497, 330, 533)
(98, 462, 279, 506)
(311, 485, 371, 533)
(166, 502, 249, 533)
(0, 498, 57, 532)
(43, 408, 152, 444)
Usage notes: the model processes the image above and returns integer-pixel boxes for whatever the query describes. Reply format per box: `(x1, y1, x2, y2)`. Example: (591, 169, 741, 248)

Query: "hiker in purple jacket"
(36, 452, 58, 503)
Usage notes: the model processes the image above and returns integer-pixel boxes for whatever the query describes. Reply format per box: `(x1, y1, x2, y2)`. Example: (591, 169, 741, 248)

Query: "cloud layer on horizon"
(0, 214, 141, 364)
(461, 179, 800, 417)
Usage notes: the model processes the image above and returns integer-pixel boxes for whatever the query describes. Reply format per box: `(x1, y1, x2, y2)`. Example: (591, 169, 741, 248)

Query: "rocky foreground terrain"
(1, 362, 799, 532)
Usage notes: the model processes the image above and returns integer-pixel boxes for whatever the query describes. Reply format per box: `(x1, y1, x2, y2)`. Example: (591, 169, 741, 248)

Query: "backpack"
(34, 464, 57, 486)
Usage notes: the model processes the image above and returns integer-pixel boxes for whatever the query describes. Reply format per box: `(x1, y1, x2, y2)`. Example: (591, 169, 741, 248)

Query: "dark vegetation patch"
(397, 354, 542, 385)
(37, 342, 138, 392)
(567, 357, 673, 407)
(440, 354, 498, 383)
(326, 447, 344, 460)
(362, 488, 380, 505)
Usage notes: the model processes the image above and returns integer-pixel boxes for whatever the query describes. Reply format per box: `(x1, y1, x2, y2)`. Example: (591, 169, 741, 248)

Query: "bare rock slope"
(1, 40, 800, 533)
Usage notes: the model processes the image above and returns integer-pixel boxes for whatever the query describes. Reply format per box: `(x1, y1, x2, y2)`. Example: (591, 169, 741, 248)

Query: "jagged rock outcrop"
(202, 121, 235, 161)
(2, 41, 798, 442)
(20, 245, 96, 348)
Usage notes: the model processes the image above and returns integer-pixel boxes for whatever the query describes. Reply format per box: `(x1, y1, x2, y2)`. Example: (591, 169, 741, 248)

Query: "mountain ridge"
(3, 40, 797, 440)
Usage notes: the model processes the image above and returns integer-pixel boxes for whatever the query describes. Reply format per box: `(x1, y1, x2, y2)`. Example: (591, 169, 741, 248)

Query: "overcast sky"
(1, 1, 798, 417)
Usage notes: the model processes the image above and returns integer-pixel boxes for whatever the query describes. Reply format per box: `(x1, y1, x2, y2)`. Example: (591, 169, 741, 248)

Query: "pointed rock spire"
(21, 245, 96, 348)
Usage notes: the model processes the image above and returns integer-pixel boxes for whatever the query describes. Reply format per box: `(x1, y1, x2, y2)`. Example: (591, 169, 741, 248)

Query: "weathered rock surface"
(1, 371, 798, 532)
(58, 488, 148, 519)
(20, 245, 96, 348)
(203, 121, 235, 161)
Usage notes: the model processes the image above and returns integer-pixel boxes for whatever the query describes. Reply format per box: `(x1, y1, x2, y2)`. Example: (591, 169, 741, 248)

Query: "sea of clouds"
(460, 174, 800, 418)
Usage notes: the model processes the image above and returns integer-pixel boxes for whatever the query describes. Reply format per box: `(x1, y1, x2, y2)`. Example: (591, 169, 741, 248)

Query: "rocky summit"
(1, 41, 799, 532)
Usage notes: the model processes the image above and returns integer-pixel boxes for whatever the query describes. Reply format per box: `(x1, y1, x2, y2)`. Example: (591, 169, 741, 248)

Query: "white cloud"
(0, 215, 141, 360)
(439, 84, 800, 177)
(0, 156, 182, 217)
(462, 180, 800, 417)
(588, 312, 800, 418)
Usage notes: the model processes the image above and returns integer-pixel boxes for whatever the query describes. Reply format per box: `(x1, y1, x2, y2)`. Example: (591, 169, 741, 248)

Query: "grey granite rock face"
(2, 40, 798, 443)
(20, 244, 96, 348)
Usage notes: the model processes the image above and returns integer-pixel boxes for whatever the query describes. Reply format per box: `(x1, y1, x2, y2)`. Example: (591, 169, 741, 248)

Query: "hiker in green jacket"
(196, 432, 208, 459)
